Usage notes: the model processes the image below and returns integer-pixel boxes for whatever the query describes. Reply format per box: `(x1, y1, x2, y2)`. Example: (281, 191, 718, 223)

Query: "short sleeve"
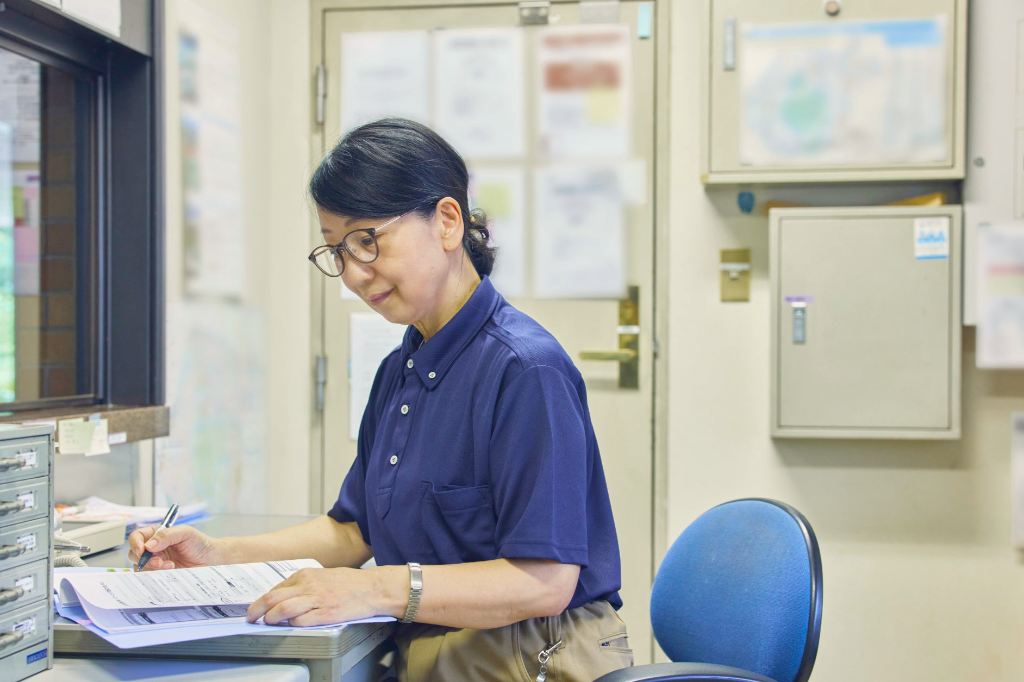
(489, 365, 589, 567)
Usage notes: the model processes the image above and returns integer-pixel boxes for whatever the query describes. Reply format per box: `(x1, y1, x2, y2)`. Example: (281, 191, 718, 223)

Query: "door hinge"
(315, 354, 327, 412)
(519, 1, 550, 26)
(315, 64, 326, 125)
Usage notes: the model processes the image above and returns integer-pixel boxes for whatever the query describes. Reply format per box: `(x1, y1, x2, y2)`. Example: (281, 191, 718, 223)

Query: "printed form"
(59, 559, 320, 633)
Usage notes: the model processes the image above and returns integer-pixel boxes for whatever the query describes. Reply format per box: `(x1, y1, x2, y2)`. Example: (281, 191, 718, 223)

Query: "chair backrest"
(650, 499, 822, 682)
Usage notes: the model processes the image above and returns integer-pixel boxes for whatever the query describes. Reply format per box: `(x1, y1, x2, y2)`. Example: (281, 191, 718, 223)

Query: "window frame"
(0, 0, 164, 412)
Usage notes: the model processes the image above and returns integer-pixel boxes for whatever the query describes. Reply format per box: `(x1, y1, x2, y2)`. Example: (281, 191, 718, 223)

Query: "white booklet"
(57, 559, 393, 646)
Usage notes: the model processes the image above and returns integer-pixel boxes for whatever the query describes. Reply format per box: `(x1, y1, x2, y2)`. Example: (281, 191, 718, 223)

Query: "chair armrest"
(594, 662, 780, 682)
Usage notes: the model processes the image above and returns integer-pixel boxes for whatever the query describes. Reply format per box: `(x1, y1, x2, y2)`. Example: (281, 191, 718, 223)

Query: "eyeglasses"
(308, 212, 408, 277)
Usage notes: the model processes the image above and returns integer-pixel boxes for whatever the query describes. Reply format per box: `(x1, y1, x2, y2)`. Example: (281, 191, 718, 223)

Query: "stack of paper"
(54, 560, 393, 648)
(60, 497, 209, 532)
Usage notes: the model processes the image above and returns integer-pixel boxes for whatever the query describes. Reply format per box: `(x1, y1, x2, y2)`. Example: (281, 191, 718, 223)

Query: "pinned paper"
(914, 216, 950, 260)
(537, 24, 632, 159)
(469, 167, 527, 297)
(350, 313, 407, 441)
(57, 417, 111, 456)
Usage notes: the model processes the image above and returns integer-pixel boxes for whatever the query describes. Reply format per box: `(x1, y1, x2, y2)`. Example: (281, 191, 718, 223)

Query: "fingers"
(127, 525, 158, 562)
(262, 596, 319, 626)
(287, 608, 331, 628)
(142, 525, 191, 554)
(247, 586, 304, 624)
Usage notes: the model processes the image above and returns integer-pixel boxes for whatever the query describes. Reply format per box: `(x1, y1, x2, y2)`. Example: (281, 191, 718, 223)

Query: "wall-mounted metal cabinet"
(701, 0, 967, 185)
(770, 206, 962, 439)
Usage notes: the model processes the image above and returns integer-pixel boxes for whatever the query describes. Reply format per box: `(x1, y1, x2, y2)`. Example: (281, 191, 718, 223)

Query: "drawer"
(0, 519, 48, 572)
(0, 599, 49, 656)
(0, 561, 47, 618)
(0, 438, 48, 487)
(0, 479, 49, 530)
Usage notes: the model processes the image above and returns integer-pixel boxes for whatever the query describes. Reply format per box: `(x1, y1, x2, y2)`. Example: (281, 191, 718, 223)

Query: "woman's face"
(317, 199, 465, 326)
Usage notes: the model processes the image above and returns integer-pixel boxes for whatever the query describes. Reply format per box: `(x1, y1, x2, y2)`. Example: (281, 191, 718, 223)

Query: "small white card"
(914, 216, 950, 260)
(13, 617, 36, 634)
(16, 492, 34, 510)
(16, 534, 36, 551)
(14, 576, 34, 593)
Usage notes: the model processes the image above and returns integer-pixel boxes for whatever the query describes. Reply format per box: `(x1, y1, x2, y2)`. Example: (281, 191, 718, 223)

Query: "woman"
(128, 118, 631, 682)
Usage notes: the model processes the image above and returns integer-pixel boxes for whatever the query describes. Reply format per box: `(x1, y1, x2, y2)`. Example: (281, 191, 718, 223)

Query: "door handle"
(579, 349, 637, 362)
(576, 285, 640, 389)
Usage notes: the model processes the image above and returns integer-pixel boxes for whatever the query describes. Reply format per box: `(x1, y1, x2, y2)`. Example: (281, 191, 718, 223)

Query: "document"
(340, 31, 431, 134)
(469, 166, 526, 298)
(59, 560, 318, 615)
(977, 222, 1024, 368)
(533, 165, 626, 299)
(0, 50, 41, 163)
(54, 562, 394, 649)
(350, 313, 407, 440)
(537, 24, 631, 159)
(178, 1, 246, 298)
(433, 28, 524, 159)
(740, 17, 948, 166)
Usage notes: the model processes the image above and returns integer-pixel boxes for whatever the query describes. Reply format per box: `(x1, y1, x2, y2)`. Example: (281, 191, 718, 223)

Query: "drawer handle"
(0, 500, 26, 516)
(0, 587, 24, 606)
(0, 455, 31, 472)
(0, 630, 25, 650)
(0, 544, 29, 561)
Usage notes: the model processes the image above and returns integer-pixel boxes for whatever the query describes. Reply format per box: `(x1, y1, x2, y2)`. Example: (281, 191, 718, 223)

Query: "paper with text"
(60, 559, 320, 612)
(434, 28, 524, 159)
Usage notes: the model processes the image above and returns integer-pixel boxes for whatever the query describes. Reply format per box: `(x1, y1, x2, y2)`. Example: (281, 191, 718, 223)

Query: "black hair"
(309, 118, 496, 277)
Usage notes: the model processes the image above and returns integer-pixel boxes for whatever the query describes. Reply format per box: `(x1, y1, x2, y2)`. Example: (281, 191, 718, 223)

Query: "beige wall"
(666, 2, 1024, 680)
(162, 0, 311, 515)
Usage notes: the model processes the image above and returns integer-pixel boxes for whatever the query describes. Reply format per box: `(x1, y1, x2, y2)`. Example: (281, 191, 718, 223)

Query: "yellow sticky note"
(57, 418, 94, 455)
(476, 183, 512, 219)
(56, 418, 111, 456)
(586, 88, 621, 124)
(12, 187, 24, 221)
(86, 420, 111, 456)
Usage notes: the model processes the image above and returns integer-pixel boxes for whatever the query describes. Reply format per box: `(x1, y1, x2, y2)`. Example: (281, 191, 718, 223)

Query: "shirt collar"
(401, 276, 500, 390)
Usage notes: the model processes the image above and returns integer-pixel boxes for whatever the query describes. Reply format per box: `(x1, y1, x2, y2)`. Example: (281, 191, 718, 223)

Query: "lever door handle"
(579, 349, 638, 363)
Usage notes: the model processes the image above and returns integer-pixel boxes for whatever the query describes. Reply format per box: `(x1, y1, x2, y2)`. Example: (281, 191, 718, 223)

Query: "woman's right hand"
(127, 524, 223, 571)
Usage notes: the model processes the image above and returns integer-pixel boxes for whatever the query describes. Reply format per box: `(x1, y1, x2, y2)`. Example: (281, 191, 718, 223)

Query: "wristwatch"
(402, 562, 422, 623)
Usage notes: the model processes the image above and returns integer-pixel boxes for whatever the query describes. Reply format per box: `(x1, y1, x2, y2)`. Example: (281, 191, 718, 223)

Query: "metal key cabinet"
(770, 206, 962, 439)
(0, 424, 55, 682)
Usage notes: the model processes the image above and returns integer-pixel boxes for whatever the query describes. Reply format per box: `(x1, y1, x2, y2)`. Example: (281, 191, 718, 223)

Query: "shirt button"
(428, 372, 436, 379)
(407, 359, 414, 369)
(401, 404, 410, 415)
(389, 455, 398, 465)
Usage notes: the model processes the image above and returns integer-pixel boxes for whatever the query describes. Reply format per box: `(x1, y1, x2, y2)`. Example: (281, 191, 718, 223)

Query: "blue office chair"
(597, 498, 823, 682)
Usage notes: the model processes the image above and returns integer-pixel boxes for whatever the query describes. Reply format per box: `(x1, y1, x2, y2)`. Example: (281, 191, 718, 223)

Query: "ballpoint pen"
(135, 503, 179, 572)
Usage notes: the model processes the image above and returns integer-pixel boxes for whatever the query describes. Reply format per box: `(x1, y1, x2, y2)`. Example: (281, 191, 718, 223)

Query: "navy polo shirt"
(328, 277, 622, 611)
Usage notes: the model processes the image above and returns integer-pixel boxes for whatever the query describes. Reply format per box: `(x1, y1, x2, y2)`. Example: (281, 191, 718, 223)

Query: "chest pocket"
(422, 483, 496, 564)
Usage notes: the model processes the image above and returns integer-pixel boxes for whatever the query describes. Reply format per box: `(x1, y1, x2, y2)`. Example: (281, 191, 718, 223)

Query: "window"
(0, 44, 96, 405)
(0, 0, 164, 412)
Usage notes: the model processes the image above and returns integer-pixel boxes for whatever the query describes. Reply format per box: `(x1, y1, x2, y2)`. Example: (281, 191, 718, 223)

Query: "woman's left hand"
(247, 566, 402, 626)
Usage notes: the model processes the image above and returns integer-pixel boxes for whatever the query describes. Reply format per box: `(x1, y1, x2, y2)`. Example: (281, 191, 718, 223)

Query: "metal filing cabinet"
(0, 424, 54, 682)
(770, 206, 962, 439)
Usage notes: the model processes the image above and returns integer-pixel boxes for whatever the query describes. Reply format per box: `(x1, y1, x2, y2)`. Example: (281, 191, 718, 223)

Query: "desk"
(51, 514, 396, 682)
(40, 659, 310, 681)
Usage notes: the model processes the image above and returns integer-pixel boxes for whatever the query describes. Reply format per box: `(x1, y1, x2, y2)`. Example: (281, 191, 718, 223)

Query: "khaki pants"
(394, 601, 633, 682)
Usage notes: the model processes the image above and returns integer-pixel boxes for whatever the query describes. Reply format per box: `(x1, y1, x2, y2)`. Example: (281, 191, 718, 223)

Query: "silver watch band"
(402, 562, 423, 623)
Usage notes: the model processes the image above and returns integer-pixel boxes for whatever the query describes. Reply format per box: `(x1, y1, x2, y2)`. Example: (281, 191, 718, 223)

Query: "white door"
(311, 0, 659, 663)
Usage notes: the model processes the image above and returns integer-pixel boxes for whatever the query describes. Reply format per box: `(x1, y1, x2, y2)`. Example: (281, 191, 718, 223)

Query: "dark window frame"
(0, 0, 164, 411)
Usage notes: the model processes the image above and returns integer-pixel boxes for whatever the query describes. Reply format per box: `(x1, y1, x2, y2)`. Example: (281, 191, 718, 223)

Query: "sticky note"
(57, 417, 111, 456)
(476, 183, 512, 219)
(586, 88, 621, 124)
